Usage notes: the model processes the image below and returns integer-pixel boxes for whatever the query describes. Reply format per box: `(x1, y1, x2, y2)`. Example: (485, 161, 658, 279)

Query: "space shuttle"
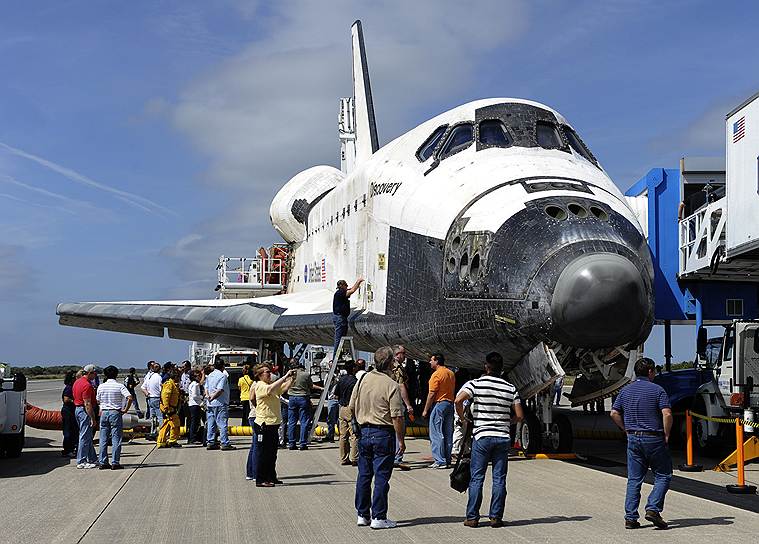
(57, 21, 654, 414)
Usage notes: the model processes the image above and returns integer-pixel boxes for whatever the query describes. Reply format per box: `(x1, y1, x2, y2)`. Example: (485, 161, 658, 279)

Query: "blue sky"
(2, 1, 758, 366)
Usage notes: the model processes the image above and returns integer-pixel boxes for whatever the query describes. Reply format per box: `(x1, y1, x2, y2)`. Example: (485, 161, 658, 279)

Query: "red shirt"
(72, 376, 95, 407)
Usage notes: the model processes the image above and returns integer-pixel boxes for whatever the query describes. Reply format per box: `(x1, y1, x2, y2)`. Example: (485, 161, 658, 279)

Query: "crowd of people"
(59, 339, 673, 530)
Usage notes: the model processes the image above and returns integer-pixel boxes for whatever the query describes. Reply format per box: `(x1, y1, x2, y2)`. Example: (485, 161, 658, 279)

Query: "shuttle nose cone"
(550, 254, 649, 348)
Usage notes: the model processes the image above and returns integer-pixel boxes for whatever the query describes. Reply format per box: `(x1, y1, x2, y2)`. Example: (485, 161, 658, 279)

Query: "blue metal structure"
(626, 168, 759, 325)
(626, 167, 759, 368)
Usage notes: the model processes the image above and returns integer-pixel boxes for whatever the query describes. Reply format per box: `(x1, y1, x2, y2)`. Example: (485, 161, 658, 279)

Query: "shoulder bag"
(449, 420, 473, 493)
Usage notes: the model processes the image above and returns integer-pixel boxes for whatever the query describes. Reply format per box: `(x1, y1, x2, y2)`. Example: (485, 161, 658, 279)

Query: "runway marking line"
(76, 443, 157, 544)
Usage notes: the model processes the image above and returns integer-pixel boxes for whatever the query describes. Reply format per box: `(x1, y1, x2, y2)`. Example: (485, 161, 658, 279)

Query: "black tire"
(13, 372, 27, 392)
(519, 409, 542, 453)
(669, 401, 690, 449)
(546, 414, 573, 453)
(691, 396, 719, 456)
(4, 431, 24, 458)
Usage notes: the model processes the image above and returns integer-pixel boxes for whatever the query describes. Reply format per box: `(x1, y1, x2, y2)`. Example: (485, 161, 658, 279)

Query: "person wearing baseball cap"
(73, 365, 99, 468)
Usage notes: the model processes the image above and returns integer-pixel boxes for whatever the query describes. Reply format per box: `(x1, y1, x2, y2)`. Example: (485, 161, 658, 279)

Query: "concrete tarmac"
(1, 381, 757, 543)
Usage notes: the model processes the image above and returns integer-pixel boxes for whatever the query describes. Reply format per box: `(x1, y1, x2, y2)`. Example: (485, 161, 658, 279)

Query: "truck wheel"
(669, 405, 688, 449)
(4, 432, 24, 458)
(13, 372, 27, 392)
(519, 410, 542, 453)
(691, 397, 718, 456)
(547, 414, 573, 453)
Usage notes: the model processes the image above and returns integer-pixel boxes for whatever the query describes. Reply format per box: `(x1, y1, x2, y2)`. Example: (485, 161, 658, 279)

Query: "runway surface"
(1, 380, 757, 543)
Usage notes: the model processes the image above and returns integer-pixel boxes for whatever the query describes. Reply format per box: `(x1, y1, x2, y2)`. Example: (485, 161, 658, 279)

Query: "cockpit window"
(536, 121, 562, 149)
(439, 123, 474, 157)
(478, 119, 513, 148)
(563, 126, 596, 164)
(417, 125, 448, 162)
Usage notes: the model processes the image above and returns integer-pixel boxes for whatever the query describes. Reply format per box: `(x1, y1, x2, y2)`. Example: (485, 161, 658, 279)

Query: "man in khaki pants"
(336, 360, 361, 465)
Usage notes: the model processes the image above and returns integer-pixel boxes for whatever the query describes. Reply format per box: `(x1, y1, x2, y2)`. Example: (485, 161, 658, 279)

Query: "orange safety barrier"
(678, 410, 703, 472)
(726, 418, 757, 494)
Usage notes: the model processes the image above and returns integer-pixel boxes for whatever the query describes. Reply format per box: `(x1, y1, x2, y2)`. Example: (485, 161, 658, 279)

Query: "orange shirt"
(429, 366, 455, 403)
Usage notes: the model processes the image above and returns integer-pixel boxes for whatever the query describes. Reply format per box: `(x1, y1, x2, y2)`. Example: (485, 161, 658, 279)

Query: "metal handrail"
(217, 256, 285, 290)
(678, 197, 727, 276)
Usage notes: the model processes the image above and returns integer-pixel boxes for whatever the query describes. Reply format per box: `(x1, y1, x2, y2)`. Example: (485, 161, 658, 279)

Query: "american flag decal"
(321, 257, 326, 282)
(733, 116, 745, 143)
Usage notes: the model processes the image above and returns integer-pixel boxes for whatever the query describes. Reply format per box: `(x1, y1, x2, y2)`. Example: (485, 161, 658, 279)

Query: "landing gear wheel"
(547, 414, 573, 453)
(520, 410, 542, 454)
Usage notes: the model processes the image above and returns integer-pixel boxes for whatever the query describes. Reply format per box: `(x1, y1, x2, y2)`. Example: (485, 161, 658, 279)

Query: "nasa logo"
(370, 181, 402, 197)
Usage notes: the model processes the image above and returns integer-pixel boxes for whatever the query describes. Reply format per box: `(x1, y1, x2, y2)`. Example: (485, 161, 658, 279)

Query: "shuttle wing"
(56, 290, 340, 348)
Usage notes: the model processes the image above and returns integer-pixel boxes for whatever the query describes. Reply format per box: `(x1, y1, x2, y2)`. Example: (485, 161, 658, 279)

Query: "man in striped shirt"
(455, 352, 523, 528)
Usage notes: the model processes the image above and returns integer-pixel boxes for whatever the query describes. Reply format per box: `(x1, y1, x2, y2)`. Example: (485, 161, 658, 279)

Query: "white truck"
(190, 343, 258, 407)
(691, 320, 759, 451)
(0, 363, 26, 458)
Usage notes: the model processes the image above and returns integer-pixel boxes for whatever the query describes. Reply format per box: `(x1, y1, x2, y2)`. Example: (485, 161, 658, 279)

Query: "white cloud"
(1, 173, 105, 215)
(0, 192, 76, 215)
(164, 1, 528, 292)
(0, 141, 176, 217)
(172, 1, 528, 188)
(648, 95, 744, 159)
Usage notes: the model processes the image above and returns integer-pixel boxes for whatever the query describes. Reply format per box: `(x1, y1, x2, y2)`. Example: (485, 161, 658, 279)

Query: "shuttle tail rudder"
(351, 20, 379, 165)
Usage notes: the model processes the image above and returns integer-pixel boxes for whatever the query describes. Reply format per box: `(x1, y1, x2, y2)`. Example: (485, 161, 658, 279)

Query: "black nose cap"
(550, 254, 649, 348)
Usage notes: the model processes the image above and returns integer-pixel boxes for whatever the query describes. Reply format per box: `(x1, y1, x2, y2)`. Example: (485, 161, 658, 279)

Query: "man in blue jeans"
(611, 357, 673, 530)
(287, 365, 322, 449)
(73, 365, 100, 469)
(205, 358, 235, 451)
(349, 346, 405, 530)
(96, 365, 133, 469)
(455, 352, 522, 528)
(422, 353, 455, 468)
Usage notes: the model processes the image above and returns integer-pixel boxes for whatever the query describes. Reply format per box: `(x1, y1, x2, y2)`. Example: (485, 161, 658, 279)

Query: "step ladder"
(308, 336, 355, 443)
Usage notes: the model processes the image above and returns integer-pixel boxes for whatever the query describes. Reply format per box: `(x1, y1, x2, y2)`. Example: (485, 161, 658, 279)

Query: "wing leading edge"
(56, 290, 341, 349)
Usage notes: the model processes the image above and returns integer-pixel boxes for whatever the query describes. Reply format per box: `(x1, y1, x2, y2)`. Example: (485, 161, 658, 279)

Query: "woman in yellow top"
(252, 364, 296, 487)
(238, 365, 255, 425)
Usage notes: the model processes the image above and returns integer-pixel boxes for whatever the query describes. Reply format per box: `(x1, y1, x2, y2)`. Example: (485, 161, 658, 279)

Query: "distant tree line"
(11, 365, 84, 377)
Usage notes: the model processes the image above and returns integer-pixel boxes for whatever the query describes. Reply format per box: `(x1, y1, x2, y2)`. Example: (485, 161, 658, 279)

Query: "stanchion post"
(679, 410, 703, 472)
(726, 417, 757, 494)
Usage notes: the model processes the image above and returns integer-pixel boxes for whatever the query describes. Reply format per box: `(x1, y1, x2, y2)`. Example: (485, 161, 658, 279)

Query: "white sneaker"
(357, 515, 370, 526)
(83, 463, 98, 469)
(429, 462, 444, 469)
(370, 518, 397, 529)
(76, 463, 86, 469)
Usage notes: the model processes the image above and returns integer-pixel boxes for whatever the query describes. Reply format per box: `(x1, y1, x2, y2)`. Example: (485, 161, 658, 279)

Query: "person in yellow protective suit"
(157, 366, 182, 448)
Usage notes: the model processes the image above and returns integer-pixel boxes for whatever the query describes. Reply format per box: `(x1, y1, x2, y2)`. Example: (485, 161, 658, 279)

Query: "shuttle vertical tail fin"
(351, 20, 379, 165)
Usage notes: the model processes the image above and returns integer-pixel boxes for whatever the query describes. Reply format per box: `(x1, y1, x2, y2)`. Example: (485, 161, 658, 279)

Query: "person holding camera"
(252, 364, 296, 488)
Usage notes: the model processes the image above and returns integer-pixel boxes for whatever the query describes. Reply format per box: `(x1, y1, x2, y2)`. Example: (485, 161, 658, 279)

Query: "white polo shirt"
(96, 379, 132, 410)
(143, 371, 162, 398)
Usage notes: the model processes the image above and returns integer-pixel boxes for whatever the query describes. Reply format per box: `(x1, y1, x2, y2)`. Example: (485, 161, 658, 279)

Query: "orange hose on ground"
(25, 403, 62, 430)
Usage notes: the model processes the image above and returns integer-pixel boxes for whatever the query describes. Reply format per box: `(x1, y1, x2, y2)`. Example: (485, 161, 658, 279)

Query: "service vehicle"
(0, 363, 26, 458)
(655, 321, 759, 452)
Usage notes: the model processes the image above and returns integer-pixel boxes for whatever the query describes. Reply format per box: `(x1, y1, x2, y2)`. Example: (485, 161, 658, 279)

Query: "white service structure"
(726, 92, 759, 258)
